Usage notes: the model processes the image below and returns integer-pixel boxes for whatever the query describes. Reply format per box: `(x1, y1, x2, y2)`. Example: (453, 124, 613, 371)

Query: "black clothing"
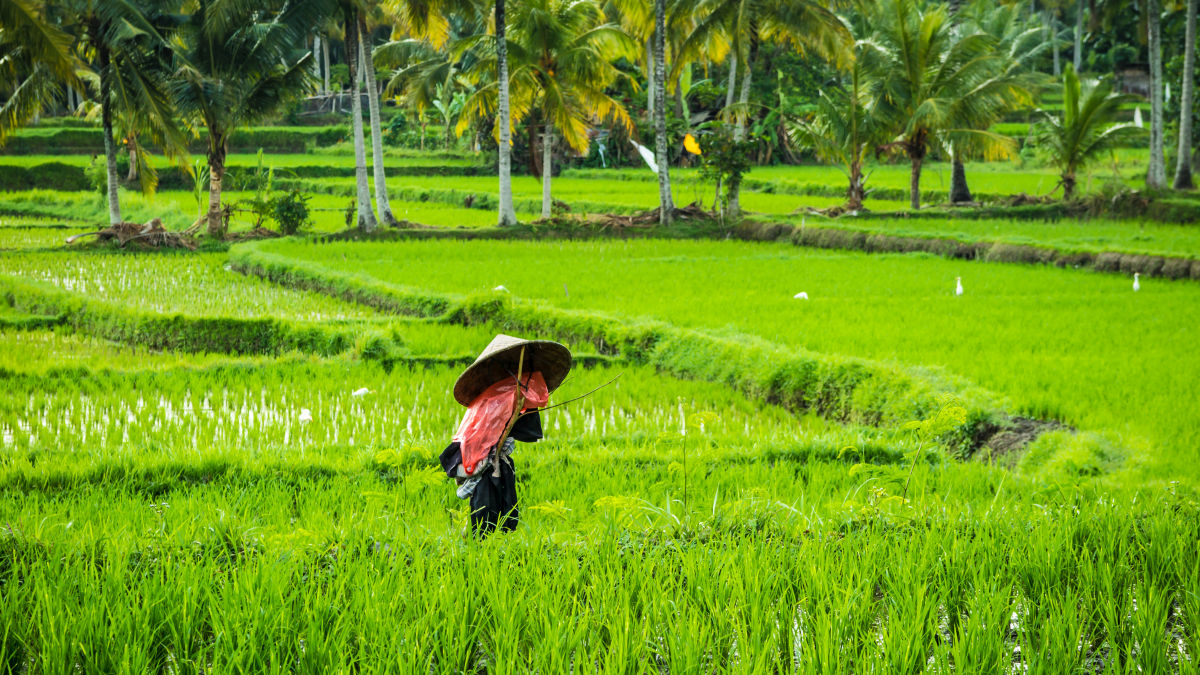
(470, 454, 519, 535)
(438, 411, 541, 536)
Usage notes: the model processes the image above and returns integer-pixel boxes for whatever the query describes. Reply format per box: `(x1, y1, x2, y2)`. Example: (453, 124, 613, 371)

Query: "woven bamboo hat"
(453, 334, 573, 406)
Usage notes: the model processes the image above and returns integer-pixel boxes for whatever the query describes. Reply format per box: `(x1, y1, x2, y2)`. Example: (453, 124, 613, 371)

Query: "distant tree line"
(0, 0, 1195, 232)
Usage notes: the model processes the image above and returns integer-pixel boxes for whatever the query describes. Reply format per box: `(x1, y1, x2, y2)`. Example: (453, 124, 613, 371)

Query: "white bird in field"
(955, 277, 964, 296)
(793, 292, 809, 300)
(1133, 273, 1140, 292)
(299, 408, 313, 423)
(493, 284, 509, 292)
(352, 387, 372, 397)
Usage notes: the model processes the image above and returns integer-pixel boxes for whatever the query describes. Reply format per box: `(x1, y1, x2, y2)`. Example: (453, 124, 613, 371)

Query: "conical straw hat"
(453, 334, 573, 406)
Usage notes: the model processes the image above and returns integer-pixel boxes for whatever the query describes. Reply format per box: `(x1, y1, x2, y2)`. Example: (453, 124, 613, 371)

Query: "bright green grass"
(0, 328, 268, 372)
(0, 250, 381, 320)
(0, 227, 87, 249)
(774, 215, 1200, 260)
(1, 359, 1196, 671)
(259, 237, 1200, 482)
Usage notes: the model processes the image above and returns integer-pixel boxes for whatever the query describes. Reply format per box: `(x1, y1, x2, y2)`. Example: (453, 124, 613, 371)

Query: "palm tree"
(1173, 0, 1196, 189)
(787, 40, 884, 212)
(459, 0, 634, 218)
(358, 11, 397, 227)
(1147, 0, 1167, 188)
(0, 0, 79, 143)
(173, 0, 332, 236)
(946, 0, 1047, 203)
(1036, 64, 1144, 199)
(495, 0, 518, 226)
(75, 0, 187, 224)
(681, 0, 850, 215)
(652, 0, 673, 224)
(343, 4, 377, 232)
(869, 0, 1026, 210)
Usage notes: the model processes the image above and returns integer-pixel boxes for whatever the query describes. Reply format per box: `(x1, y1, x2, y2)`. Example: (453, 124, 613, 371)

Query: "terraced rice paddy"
(2, 149, 1199, 671)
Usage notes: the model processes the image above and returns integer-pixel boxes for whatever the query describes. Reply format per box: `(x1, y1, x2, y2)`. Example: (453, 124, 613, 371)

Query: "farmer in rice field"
(439, 335, 572, 536)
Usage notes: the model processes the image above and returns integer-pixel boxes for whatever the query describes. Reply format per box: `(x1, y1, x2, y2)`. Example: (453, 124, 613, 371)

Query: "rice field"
(2, 147, 1200, 672)
(257, 237, 1200, 483)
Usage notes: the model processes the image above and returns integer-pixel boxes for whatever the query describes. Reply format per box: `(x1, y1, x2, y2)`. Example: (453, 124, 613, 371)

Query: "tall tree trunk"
(1049, 13, 1061, 76)
(645, 38, 655, 119)
(540, 121, 553, 218)
(724, 53, 737, 117)
(322, 36, 331, 95)
(360, 17, 396, 226)
(347, 12, 377, 232)
(949, 157, 973, 203)
(1173, 0, 1196, 189)
(496, 0, 518, 226)
(98, 45, 121, 225)
(312, 36, 322, 87)
(654, 0, 674, 225)
(1148, 0, 1167, 188)
(847, 158, 865, 211)
(127, 141, 137, 183)
(206, 132, 227, 236)
(1062, 171, 1077, 200)
(1074, 0, 1084, 72)
(729, 31, 757, 218)
(909, 153, 923, 210)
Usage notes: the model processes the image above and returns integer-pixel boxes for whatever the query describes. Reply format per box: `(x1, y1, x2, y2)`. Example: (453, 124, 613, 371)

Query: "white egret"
(494, 285, 509, 292)
(1133, 273, 1140, 292)
(299, 408, 312, 423)
(793, 292, 809, 300)
(955, 277, 964, 296)
(352, 387, 372, 397)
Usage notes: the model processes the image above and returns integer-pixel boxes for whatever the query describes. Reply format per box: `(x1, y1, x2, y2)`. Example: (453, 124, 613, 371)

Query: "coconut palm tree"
(76, 0, 188, 224)
(357, 11, 397, 227)
(495, 0, 517, 226)
(680, 0, 851, 216)
(0, 0, 79, 142)
(1147, 0, 1167, 188)
(869, 0, 1028, 210)
(1036, 64, 1144, 199)
(173, 0, 333, 236)
(459, 0, 634, 218)
(946, 0, 1047, 203)
(343, 4, 377, 232)
(1173, 0, 1196, 189)
(787, 40, 884, 212)
(652, 0, 672, 224)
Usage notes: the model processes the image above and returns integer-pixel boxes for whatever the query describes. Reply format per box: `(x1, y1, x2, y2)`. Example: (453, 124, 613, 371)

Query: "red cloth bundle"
(453, 371, 549, 475)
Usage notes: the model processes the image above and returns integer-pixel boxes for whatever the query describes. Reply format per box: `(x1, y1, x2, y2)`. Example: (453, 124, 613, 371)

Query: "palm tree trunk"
(848, 158, 865, 211)
(734, 56, 752, 141)
(1173, 0, 1196, 189)
(322, 37, 331, 95)
(950, 158, 972, 203)
(126, 141, 137, 183)
(645, 38, 655, 119)
(654, 0, 673, 225)
(347, 12, 377, 232)
(98, 45, 121, 225)
(724, 53, 737, 116)
(540, 121, 553, 218)
(360, 18, 396, 227)
(909, 154, 923, 210)
(496, 0, 518, 227)
(1050, 13, 1061, 76)
(1148, 0, 1167, 188)
(1074, 0, 1084, 72)
(206, 132, 227, 236)
(1063, 171, 1077, 200)
(312, 36, 322, 86)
